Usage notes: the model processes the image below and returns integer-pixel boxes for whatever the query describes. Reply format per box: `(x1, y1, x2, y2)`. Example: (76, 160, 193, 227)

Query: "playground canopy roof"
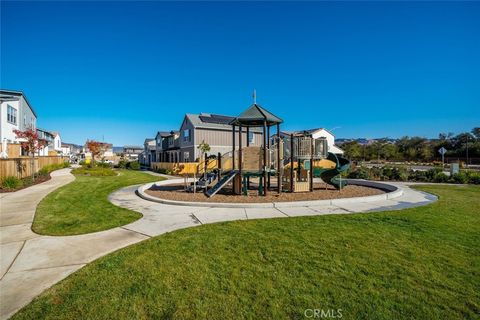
(230, 103, 283, 127)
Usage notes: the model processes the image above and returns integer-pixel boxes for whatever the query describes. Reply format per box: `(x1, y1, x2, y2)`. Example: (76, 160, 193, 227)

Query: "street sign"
(439, 147, 447, 168)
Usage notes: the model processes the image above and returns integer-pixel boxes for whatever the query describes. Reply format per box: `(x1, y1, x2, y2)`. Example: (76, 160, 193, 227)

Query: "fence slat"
(0, 156, 67, 180)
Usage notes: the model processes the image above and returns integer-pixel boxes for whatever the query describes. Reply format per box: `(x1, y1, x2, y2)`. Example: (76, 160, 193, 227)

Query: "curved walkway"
(0, 169, 437, 319)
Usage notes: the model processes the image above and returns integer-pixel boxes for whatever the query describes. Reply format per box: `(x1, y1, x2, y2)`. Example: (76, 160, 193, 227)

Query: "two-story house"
(51, 132, 62, 154)
(123, 145, 143, 160)
(279, 128, 344, 155)
(178, 113, 263, 162)
(140, 138, 156, 166)
(0, 90, 37, 158)
(82, 141, 114, 160)
(36, 128, 55, 156)
(154, 131, 180, 163)
(61, 142, 82, 157)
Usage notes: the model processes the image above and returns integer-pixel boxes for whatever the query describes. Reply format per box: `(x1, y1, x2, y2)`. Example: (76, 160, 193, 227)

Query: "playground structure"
(181, 103, 351, 197)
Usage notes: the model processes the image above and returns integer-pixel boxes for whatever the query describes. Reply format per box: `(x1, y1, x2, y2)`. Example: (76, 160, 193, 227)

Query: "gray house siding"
(179, 116, 196, 161)
(194, 128, 263, 160)
(179, 116, 195, 149)
(19, 95, 36, 131)
(154, 113, 267, 163)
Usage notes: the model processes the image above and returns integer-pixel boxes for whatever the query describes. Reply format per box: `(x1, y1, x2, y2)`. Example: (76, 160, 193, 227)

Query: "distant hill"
(336, 138, 398, 145)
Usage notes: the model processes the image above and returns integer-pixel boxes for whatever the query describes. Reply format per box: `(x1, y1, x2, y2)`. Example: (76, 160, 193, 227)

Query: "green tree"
(471, 127, 480, 140)
(197, 140, 211, 161)
(381, 143, 399, 160)
(342, 141, 362, 160)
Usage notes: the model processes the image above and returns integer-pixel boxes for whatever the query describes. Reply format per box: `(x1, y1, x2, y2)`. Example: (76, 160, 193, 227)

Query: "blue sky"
(1, 1, 479, 146)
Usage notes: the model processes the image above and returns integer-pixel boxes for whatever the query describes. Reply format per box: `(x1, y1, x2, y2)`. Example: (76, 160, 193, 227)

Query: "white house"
(60, 143, 82, 157)
(82, 141, 114, 160)
(280, 128, 344, 155)
(305, 128, 344, 155)
(51, 132, 62, 153)
(0, 90, 37, 157)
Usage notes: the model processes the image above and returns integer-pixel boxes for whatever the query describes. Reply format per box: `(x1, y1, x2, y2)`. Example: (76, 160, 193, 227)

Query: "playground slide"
(314, 152, 350, 189)
(206, 170, 239, 197)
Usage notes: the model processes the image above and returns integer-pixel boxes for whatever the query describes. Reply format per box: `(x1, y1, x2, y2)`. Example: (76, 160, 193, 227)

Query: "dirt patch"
(145, 182, 385, 203)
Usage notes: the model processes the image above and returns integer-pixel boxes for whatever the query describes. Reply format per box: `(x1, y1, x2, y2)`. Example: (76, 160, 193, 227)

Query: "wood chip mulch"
(145, 182, 385, 203)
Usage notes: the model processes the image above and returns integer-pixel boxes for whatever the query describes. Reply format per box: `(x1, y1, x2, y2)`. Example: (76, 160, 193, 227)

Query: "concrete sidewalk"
(0, 170, 437, 319)
(0, 169, 148, 319)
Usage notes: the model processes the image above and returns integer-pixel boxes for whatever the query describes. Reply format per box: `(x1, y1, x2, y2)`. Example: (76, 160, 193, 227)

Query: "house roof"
(302, 127, 335, 137)
(329, 144, 344, 154)
(62, 142, 81, 148)
(230, 103, 283, 127)
(36, 128, 54, 135)
(185, 113, 263, 132)
(185, 113, 234, 130)
(280, 128, 335, 138)
(155, 131, 171, 138)
(0, 89, 38, 118)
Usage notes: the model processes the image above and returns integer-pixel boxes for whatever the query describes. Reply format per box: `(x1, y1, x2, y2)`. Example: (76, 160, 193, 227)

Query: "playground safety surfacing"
(145, 182, 385, 204)
(136, 178, 411, 209)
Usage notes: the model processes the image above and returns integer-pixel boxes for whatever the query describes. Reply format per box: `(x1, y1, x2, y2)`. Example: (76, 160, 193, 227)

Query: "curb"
(136, 179, 404, 209)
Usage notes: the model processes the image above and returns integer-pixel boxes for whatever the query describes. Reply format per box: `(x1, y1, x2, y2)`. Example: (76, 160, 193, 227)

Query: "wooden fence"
(0, 156, 68, 180)
(151, 160, 218, 175)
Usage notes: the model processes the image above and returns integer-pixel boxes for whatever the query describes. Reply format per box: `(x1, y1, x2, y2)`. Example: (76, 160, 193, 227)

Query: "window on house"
(248, 132, 255, 144)
(7, 105, 17, 125)
(184, 152, 190, 162)
(24, 114, 26, 127)
(183, 129, 191, 142)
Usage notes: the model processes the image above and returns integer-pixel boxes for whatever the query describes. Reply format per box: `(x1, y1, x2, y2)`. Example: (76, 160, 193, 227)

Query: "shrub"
(408, 170, 428, 182)
(347, 167, 370, 179)
(38, 162, 70, 176)
(466, 171, 480, 185)
(369, 167, 384, 180)
(450, 172, 468, 184)
(127, 161, 140, 170)
(425, 168, 443, 181)
(71, 167, 117, 176)
(1, 176, 22, 189)
(97, 161, 113, 168)
(117, 160, 128, 169)
(433, 172, 449, 183)
(38, 167, 49, 176)
(155, 168, 174, 175)
(381, 166, 408, 181)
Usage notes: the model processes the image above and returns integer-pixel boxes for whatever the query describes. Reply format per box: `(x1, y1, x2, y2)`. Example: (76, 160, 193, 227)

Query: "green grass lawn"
(19, 185, 479, 319)
(32, 170, 163, 236)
